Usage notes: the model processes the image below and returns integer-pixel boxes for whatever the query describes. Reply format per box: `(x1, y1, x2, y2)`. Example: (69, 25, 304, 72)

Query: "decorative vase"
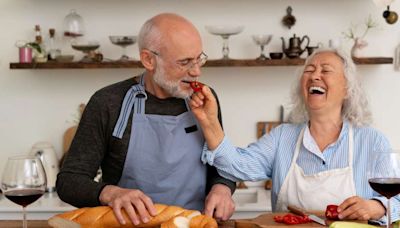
(351, 38, 368, 58)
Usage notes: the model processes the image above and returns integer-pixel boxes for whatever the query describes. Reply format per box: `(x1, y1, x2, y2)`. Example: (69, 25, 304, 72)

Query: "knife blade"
(287, 205, 326, 226)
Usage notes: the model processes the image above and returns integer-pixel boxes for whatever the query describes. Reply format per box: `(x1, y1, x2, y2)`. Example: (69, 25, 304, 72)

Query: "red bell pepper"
(325, 204, 340, 220)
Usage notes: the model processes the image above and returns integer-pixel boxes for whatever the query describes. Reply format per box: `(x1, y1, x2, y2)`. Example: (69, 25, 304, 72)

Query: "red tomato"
(190, 81, 203, 92)
(325, 204, 339, 220)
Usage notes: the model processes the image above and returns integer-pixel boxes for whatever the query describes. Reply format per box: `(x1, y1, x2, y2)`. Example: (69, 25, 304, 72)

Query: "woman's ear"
(140, 49, 156, 71)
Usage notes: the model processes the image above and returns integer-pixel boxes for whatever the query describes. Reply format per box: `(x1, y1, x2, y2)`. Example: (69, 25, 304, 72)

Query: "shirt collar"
(302, 120, 349, 155)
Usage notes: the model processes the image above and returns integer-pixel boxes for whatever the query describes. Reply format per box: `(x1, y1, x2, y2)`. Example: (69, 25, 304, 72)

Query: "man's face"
(151, 27, 204, 99)
(153, 59, 196, 99)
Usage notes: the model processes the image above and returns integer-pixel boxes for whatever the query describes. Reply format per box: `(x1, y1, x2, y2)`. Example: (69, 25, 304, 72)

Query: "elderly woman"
(189, 48, 399, 224)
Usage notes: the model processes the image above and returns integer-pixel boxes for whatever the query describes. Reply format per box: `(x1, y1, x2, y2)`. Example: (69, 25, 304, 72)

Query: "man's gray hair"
(138, 17, 162, 51)
(288, 47, 372, 126)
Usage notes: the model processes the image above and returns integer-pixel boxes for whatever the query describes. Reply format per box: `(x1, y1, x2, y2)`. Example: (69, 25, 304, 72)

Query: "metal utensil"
(287, 205, 326, 226)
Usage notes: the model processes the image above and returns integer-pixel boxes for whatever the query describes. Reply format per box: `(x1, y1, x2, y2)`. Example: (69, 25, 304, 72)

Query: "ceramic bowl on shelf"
(71, 43, 100, 52)
(109, 36, 137, 46)
(269, 52, 283, 59)
(205, 25, 244, 36)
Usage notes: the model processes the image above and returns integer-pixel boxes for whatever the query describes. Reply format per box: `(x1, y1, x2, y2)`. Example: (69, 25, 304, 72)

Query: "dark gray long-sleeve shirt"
(57, 76, 235, 207)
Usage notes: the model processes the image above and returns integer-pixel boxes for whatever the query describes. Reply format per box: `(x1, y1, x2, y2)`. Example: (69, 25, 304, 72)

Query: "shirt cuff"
(371, 196, 393, 225)
(201, 136, 230, 166)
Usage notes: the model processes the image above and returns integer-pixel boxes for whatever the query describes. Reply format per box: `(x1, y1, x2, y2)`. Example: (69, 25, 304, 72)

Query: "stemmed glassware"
(71, 41, 100, 62)
(1, 155, 46, 228)
(205, 25, 244, 59)
(109, 36, 137, 61)
(368, 150, 400, 228)
(252, 35, 273, 60)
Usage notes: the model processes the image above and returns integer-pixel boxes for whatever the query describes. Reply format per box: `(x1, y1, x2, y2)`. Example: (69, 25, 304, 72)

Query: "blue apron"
(112, 74, 206, 210)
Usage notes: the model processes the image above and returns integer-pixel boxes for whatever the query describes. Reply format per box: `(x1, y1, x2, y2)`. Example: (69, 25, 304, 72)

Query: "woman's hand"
(189, 86, 224, 150)
(189, 85, 219, 126)
(338, 196, 385, 221)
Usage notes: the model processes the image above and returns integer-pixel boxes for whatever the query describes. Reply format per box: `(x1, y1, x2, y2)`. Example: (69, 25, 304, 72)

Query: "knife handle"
(287, 205, 307, 216)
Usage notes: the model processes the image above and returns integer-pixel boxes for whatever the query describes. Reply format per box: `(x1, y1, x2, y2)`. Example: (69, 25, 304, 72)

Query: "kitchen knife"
(287, 205, 326, 226)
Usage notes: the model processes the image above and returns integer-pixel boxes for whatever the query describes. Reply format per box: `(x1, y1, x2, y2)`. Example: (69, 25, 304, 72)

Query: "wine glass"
(109, 36, 137, 61)
(252, 35, 273, 60)
(1, 155, 46, 228)
(205, 25, 244, 59)
(368, 150, 400, 228)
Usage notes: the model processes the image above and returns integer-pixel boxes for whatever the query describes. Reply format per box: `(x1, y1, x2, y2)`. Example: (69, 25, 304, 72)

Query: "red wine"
(4, 189, 44, 207)
(369, 178, 400, 198)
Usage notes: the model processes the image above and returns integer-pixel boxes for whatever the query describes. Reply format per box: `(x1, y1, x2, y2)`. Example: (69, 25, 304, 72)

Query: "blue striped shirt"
(202, 121, 399, 223)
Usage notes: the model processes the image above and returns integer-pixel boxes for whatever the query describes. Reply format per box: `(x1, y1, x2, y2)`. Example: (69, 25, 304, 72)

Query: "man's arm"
(206, 88, 236, 193)
(203, 88, 236, 220)
(56, 93, 108, 207)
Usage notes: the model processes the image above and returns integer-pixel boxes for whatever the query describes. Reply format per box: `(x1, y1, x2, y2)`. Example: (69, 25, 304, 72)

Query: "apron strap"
(112, 74, 147, 139)
(184, 98, 191, 111)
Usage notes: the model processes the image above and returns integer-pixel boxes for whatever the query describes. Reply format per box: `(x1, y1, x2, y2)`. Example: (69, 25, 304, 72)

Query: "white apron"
(276, 125, 357, 211)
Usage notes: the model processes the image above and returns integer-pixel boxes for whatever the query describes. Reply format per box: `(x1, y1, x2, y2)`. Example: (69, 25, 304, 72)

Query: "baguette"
(48, 204, 217, 228)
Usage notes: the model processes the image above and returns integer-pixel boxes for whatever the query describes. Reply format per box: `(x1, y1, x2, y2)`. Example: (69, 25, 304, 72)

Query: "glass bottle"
(395, 42, 400, 71)
(33, 25, 47, 62)
(47, 28, 61, 60)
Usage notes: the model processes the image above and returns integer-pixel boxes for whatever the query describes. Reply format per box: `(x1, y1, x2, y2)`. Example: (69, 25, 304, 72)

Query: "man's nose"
(188, 63, 201, 76)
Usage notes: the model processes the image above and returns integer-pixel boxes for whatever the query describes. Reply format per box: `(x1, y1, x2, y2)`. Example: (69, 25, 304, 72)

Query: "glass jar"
(63, 9, 85, 37)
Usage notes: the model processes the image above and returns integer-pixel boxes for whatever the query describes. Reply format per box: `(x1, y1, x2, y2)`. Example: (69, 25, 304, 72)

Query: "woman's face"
(300, 52, 347, 115)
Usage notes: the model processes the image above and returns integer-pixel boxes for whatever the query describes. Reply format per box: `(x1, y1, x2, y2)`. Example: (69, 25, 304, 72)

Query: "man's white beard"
(153, 61, 192, 99)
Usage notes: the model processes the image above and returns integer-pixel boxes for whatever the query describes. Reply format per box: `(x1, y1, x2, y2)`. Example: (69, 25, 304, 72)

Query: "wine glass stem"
(23, 206, 27, 228)
(222, 36, 230, 59)
(121, 46, 127, 58)
(387, 198, 391, 228)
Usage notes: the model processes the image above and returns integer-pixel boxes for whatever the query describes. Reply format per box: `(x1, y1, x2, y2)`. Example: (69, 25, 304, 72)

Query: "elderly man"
(57, 13, 235, 226)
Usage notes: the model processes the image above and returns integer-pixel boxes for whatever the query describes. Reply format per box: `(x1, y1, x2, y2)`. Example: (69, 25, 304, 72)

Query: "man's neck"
(143, 73, 170, 99)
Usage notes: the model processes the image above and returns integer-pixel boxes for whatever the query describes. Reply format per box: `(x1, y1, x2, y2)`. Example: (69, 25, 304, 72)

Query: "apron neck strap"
(293, 123, 354, 165)
(112, 73, 147, 139)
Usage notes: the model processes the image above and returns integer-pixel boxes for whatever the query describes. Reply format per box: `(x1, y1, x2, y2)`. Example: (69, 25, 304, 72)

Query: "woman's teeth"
(309, 86, 326, 94)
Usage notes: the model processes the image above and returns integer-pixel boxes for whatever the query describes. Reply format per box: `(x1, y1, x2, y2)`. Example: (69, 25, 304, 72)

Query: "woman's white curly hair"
(288, 47, 372, 127)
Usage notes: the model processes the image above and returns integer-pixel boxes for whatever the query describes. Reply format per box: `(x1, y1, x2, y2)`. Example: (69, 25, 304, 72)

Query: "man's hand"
(99, 185, 157, 225)
(204, 184, 235, 221)
(338, 196, 385, 221)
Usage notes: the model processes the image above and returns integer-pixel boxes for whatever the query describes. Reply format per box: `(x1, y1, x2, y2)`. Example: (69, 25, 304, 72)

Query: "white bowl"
(205, 25, 244, 36)
(109, 36, 137, 46)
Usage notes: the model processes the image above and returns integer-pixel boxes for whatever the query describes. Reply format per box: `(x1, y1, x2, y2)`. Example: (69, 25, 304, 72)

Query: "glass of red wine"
(1, 155, 46, 228)
(368, 151, 400, 228)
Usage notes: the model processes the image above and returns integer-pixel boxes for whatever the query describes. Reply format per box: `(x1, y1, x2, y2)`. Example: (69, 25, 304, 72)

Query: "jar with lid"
(63, 9, 85, 38)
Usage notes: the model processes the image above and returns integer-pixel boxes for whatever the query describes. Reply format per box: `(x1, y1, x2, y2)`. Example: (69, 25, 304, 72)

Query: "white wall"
(0, 0, 399, 179)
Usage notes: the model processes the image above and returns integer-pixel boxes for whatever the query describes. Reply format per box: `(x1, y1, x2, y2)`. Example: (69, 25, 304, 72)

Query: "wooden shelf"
(9, 57, 393, 69)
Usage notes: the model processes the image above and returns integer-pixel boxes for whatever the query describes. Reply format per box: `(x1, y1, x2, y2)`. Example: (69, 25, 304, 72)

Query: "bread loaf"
(48, 204, 217, 228)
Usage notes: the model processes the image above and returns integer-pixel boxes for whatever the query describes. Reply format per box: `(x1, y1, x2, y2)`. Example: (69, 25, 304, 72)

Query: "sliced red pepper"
(273, 215, 284, 223)
(274, 213, 312, 225)
(190, 81, 204, 92)
(325, 204, 339, 220)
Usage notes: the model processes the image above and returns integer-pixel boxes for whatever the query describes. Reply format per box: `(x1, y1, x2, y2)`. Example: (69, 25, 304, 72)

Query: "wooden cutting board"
(218, 213, 377, 228)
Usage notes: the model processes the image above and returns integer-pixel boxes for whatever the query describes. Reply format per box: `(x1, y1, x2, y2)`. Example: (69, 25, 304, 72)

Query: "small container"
(19, 47, 32, 63)
(270, 52, 283, 59)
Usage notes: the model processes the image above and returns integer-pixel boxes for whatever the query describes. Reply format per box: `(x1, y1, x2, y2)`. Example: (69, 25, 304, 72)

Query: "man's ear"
(140, 49, 156, 71)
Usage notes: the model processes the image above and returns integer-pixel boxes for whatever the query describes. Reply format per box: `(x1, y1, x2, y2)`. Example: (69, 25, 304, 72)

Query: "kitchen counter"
(0, 188, 269, 221)
(0, 192, 76, 220)
(231, 188, 271, 219)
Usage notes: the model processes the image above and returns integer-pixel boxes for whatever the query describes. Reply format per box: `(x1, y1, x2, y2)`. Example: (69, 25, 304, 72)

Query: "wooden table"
(0, 214, 384, 228)
(0, 220, 50, 228)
